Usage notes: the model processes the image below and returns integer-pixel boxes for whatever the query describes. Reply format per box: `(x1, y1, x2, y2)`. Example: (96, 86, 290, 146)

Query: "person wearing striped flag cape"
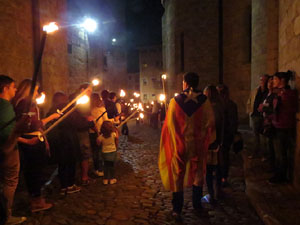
(159, 72, 216, 220)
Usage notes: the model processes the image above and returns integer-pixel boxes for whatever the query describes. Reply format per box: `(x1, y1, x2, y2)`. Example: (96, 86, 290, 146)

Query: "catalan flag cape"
(159, 89, 215, 192)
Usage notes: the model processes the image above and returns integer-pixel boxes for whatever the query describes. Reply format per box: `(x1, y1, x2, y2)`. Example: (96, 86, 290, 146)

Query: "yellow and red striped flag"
(159, 90, 215, 192)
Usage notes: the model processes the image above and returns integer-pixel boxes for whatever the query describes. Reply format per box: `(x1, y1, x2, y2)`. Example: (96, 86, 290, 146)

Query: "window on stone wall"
(68, 44, 72, 54)
(143, 78, 147, 86)
(152, 94, 156, 97)
(143, 94, 147, 100)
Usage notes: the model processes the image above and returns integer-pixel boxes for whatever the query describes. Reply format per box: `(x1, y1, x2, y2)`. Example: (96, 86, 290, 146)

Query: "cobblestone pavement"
(13, 122, 263, 225)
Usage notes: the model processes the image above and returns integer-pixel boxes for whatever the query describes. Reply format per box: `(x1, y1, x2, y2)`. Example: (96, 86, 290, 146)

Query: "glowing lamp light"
(161, 74, 167, 80)
(174, 93, 179, 97)
(112, 38, 116, 43)
(130, 99, 134, 103)
(81, 18, 97, 32)
(92, 79, 100, 86)
(125, 103, 127, 106)
(159, 94, 166, 102)
(151, 101, 154, 105)
(36, 92, 45, 105)
(130, 107, 134, 111)
(76, 95, 90, 105)
(43, 22, 59, 34)
(133, 92, 140, 98)
(138, 103, 144, 111)
(120, 89, 126, 97)
(146, 105, 149, 109)
(139, 113, 144, 119)
(133, 103, 138, 108)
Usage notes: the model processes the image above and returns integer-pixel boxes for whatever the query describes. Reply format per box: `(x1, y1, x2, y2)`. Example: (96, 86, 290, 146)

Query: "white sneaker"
(6, 216, 27, 225)
(94, 170, 104, 177)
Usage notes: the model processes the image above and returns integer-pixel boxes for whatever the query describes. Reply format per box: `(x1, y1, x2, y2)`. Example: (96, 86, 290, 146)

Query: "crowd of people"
(247, 71, 297, 184)
(158, 71, 297, 221)
(0, 69, 297, 224)
(0, 75, 124, 225)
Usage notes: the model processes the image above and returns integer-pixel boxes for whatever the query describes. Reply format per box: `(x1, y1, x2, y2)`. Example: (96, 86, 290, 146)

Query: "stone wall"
(0, 0, 35, 82)
(223, 0, 251, 122)
(39, 0, 69, 107)
(0, 0, 69, 110)
(139, 46, 163, 103)
(278, 0, 300, 189)
(162, 0, 219, 97)
(251, 0, 278, 89)
(102, 46, 128, 92)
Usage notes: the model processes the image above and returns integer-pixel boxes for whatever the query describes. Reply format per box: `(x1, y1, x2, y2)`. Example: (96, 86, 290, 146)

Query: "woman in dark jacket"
(47, 92, 94, 194)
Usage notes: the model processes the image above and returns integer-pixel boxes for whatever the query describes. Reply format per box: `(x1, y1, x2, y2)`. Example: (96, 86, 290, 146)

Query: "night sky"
(69, 0, 164, 72)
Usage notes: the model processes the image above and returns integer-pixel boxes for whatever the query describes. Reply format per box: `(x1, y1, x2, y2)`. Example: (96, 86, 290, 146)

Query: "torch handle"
(44, 106, 77, 135)
(116, 110, 138, 129)
(27, 31, 47, 113)
(59, 86, 90, 114)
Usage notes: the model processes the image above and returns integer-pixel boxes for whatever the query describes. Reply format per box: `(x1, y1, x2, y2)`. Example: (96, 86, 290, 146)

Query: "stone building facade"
(0, 0, 69, 110)
(139, 46, 163, 103)
(161, 0, 300, 189)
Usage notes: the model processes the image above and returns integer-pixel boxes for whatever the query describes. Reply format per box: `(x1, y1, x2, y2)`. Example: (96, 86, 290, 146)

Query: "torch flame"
(92, 79, 100, 86)
(161, 74, 167, 80)
(76, 95, 90, 105)
(36, 92, 45, 105)
(174, 93, 179, 97)
(43, 22, 59, 34)
(138, 103, 144, 111)
(139, 113, 144, 119)
(130, 99, 134, 103)
(133, 92, 140, 98)
(120, 89, 126, 97)
(159, 94, 166, 102)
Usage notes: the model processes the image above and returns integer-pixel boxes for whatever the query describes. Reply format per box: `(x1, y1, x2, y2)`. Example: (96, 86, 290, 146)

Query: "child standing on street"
(97, 121, 118, 185)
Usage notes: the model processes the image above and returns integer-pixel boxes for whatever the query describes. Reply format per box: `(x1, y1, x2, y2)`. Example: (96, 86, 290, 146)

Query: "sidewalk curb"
(242, 152, 281, 225)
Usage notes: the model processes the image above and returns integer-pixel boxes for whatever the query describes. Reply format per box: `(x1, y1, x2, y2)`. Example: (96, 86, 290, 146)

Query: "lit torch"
(36, 92, 46, 105)
(92, 78, 100, 86)
(159, 94, 166, 102)
(44, 95, 90, 135)
(27, 22, 59, 113)
(120, 89, 126, 97)
(139, 113, 144, 119)
(43, 22, 59, 33)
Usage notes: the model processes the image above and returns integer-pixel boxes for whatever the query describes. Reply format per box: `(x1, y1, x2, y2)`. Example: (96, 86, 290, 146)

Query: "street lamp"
(81, 18, 98, 33)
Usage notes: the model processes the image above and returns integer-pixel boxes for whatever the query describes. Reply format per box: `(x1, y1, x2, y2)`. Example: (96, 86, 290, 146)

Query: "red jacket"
(272, 87, 298, 129)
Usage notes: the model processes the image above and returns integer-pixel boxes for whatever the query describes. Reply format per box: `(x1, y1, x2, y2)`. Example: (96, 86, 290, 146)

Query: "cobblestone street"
(14, 122, 263, 225)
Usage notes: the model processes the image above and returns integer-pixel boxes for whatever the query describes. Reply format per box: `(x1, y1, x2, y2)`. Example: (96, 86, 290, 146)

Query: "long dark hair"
(100, 121, 115, 138)
(11, 79, 36, 107)
(204, 85, 222, 104)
